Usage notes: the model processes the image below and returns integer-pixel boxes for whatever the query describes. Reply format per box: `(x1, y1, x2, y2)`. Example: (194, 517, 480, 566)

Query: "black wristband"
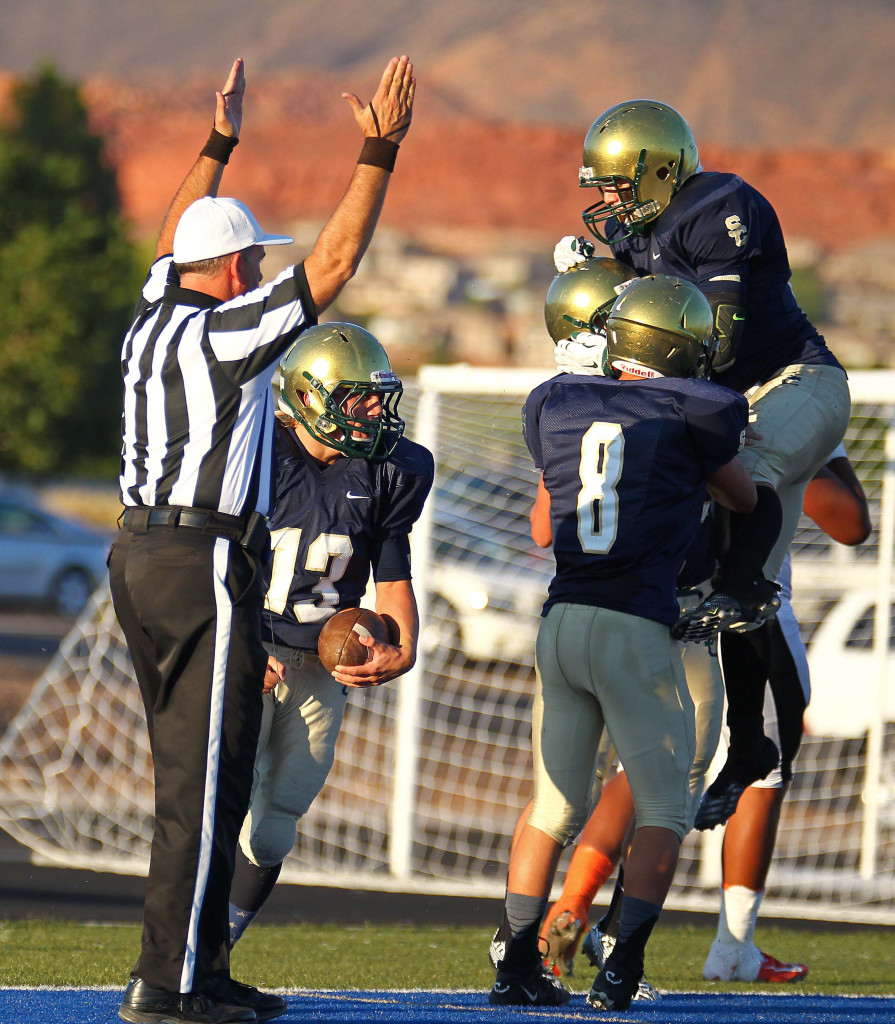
(200, 129, 240, 165)
(358, 137, 399, 172)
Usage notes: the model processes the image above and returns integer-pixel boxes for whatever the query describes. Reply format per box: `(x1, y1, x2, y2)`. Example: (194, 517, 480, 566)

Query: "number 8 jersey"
(262, 419, 434, 651)
(524, 373, 747, 625)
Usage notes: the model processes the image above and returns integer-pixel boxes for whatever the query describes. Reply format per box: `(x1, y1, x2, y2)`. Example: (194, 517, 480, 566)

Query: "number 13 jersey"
(263, 419, 434, 651)
(524, 374, 747, 625)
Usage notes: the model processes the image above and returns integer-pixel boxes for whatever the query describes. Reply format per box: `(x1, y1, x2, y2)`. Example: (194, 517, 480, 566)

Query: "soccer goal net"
(1, 367, 893, 924)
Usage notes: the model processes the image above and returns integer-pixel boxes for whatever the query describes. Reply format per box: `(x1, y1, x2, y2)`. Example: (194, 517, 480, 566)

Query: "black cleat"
(204, 976, 285, 1021)
(672, 578, 781, 643)
(694, 736, 780, 830)
(586, 961, 644, 1012)
(489, 962, 571, 1006)
(581, 927, 661, 1001)
(118, 978, 256, 1024)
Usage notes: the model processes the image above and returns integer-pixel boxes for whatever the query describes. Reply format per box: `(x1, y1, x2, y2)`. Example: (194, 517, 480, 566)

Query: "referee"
(109, 56, 415, 1024)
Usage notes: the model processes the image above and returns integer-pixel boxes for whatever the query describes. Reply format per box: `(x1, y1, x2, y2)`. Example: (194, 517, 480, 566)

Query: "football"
(317, 607, 390, 673)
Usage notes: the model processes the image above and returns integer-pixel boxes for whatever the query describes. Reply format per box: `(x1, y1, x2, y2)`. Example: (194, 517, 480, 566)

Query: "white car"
(0, 490, 111, 616)
(804, 589, 895, 737)
(422, 526, 550, 664)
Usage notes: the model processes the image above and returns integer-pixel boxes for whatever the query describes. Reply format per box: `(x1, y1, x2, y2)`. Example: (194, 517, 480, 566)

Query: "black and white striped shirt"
(119, 256, 316, 517)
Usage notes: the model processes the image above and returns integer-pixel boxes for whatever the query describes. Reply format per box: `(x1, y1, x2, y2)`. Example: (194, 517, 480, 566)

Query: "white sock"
(716, 884, 763, 946)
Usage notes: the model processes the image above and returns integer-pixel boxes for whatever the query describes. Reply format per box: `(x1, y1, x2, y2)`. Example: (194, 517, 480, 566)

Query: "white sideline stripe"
(180, 537, 233, 994)
(5, 987, 892, 999)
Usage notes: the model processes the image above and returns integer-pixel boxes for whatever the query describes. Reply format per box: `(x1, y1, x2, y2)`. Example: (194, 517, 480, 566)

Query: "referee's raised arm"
(303, 54, 415, 312)
(155, 57, 245, 260)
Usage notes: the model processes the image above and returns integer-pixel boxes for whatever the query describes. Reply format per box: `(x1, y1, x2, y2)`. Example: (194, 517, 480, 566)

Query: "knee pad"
(528, 803, 587, 848)
(239, 814, 298, 867)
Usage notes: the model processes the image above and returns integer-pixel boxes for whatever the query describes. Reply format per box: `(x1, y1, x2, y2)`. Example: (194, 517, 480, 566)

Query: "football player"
(543, 254, 637, 376)
(517, 261, 720, 1000)
(226, 323, 433, 974)
(531, 263, 869, 988)
(538, 450, 870, 988)
(488, 275, 756, 1011)
(554, 99, 851, 828)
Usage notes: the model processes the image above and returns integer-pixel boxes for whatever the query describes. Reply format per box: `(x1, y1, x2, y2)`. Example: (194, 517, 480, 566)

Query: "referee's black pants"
(109, 524, 266, 995)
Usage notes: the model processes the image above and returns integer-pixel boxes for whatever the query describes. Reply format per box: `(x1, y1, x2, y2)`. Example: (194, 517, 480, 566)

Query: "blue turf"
(2, 988, 895, 1023)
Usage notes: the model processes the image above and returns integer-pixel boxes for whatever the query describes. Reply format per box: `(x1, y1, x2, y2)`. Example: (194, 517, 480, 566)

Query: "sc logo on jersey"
(725, 215, 747, 248)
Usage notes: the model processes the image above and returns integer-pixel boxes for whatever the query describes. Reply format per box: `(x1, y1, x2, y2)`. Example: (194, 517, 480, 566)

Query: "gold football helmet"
(605, 275, 717, 379)
(544, 257, 638, 342)
(275, 322, 404, 460)
(579, 100, 700, 243)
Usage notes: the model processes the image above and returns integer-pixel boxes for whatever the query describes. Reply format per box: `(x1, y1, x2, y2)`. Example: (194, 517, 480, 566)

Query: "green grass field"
(1, 919, 893, 995)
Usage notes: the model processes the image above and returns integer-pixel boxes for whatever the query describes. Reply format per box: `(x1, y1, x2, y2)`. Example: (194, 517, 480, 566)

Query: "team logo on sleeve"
(725, 215, 747, 247)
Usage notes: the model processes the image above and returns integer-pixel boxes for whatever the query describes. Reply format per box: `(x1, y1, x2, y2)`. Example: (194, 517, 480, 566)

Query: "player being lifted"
(554, 100, 850, 828)
(488, 274, 756, 1011)
(226, 324, 433, 1007)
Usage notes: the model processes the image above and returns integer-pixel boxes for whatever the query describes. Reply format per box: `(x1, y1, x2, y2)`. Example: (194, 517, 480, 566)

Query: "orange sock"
(560, 848, 615, 910)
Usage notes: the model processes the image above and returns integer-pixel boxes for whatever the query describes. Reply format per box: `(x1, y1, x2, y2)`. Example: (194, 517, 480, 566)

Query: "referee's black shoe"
(118, 978, 256, 1023)
(205, 975, 287, 1021)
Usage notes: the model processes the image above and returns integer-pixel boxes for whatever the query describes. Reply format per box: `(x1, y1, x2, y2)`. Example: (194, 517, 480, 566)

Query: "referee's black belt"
(121, 505, 269, 558)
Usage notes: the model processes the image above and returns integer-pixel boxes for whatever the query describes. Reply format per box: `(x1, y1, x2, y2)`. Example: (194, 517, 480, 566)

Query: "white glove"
(553, 235, 595, 273)
(554, 330, 608, 375)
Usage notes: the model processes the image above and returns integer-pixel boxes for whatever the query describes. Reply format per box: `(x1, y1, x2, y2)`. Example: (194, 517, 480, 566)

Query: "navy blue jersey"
(606, 172, 843, 393)
(677, 501, 715, 589)
(524, 374, 747, 625)
(262, 421, 434, 650)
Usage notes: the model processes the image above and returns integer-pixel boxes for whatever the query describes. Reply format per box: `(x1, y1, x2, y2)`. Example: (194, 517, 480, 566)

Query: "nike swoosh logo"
(732, 313, 745, 321)
(651, 252, 661, 259)
(346, 492, 370, 500)
(521, 986, 538, 1001)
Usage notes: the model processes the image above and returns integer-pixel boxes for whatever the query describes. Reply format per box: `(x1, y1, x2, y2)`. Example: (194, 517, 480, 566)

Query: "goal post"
(0, 366, 893, 922)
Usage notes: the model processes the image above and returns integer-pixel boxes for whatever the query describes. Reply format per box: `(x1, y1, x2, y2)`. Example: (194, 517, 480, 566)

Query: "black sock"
(500, 893, 548, 969)
(717, 484, 782, 592)
(228, 848, 283, 949)
(230, 845, 282, 913)
(718, 626, 771, 721)
(598, 868, 625, 939)
(610, 895, 661, 975)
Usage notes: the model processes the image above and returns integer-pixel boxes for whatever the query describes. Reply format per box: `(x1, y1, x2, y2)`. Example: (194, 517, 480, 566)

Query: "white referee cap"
(173, 196, 293, 263)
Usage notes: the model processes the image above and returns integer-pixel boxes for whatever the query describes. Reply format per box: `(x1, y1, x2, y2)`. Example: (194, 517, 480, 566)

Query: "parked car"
(804, 589, 895, 737)
(421, 525, 551, 664)
(0, 490, 111, 616)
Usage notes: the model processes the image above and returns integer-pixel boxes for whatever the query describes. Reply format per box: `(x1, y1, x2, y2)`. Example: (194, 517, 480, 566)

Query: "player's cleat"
(205, 976, 286, 1021)
(540, 899, 590, 977)
(754, 951, 809, 982)
(586, 961, 644, 1012)
(672, 578, 781, 643)
(118, 978, 255, 1024)
(489, 962, 572, 1006)
(581, 923, 614, 969)
(581, 926, 661, 1001)
(487, 928, 505, 971)
(703, 939, 808, 982)
(694, 736, 780, 831)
